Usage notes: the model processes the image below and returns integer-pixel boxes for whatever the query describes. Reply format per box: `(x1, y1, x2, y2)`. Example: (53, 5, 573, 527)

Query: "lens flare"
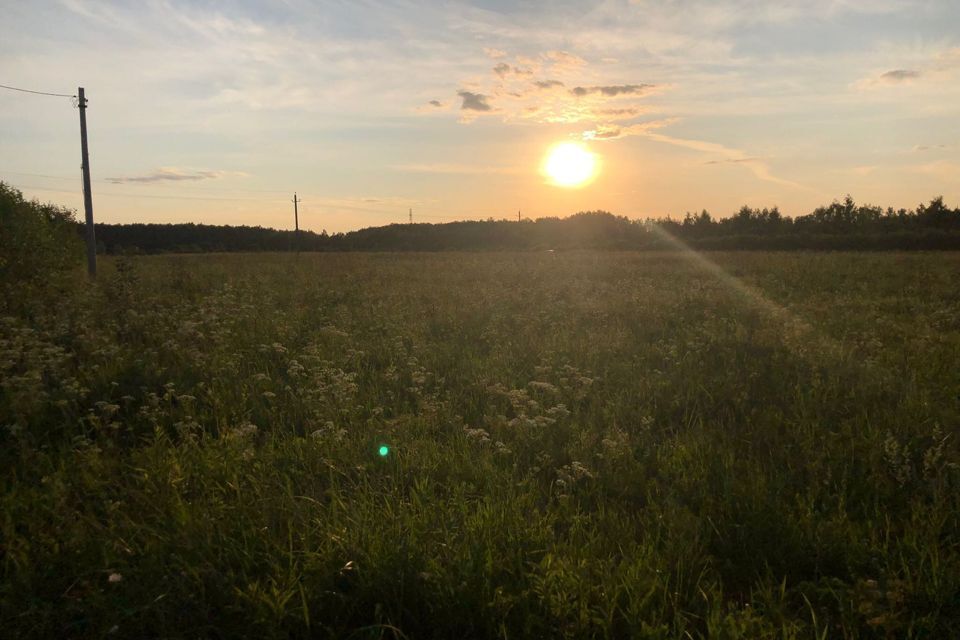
(378, 445, 389, 457)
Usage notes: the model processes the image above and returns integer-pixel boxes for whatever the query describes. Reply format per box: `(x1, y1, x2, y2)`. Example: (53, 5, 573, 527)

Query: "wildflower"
(225, 422, 258, 440)
(529, 381, 559, 394)
(464, 426, 491, 443)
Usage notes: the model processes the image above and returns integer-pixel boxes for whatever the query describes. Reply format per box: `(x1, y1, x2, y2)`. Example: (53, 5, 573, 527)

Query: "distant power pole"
(292, 192, 300, 252)
(518, 209, 521, 222)
(78, 87, 96, 277)
(409, 208, 413, 224)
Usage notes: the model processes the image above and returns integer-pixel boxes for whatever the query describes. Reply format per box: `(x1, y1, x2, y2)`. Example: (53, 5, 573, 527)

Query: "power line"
(0, 83, 76, 98)
(0, 170, 77, 181)
(8, 181, 511, 220)
(13, 184, 280, 203)
(0, 170, 299, 197)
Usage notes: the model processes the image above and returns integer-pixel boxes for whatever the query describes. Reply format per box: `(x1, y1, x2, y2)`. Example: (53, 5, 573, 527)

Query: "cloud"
(934, 47, 960, 71)
(704, 157, 766, 165)
(880, 69, 921, 82)
(429, 48, 664, 126)
(570, 84, 656, 97)
(494, 62, 534, 78)
(597, 107, 648, 119)
(910, 160, 960, 181)
(484, 47, 507, 59)
(106, 167, 245, 184)
(855, 66, 926, 90)
(457, 90, 493, 112)
(913, 144, 948, 152)
(543, 50, 586, 71)
(415, 99, 450, 113)
(582, 118, 677, 140)
(392, 163, 521, 175)
(533, 80, 565, 90)
(581, 118, 806, 189)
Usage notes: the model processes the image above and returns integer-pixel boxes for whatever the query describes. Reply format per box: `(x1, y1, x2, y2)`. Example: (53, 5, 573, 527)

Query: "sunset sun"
(543, 142, 597, 188)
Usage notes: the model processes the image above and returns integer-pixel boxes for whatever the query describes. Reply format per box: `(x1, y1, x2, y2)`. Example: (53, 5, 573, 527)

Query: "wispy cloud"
(392, 163, 522, 175)
(583, 119, 806, 189)
(856, 46, 960, 89)
(106, 168, 246, 184)
(910, 160, 960, 181)
(880, 69, 921, 83)
(913, 143, 949, 152)
(704, 157, 767, 165)
(543, 50, 586, 71)
(582, 118, 677, 140)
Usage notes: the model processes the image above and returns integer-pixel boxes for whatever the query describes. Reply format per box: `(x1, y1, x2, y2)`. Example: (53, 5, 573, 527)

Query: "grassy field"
(2, 251, 959, 638)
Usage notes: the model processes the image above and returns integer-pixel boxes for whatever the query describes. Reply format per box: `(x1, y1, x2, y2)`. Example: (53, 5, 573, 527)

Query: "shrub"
(0, 181, 82, 303)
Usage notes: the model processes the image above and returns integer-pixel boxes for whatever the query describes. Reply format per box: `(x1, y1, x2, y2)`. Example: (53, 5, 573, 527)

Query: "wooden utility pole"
(518, 209, 521, 222)
(409, 208, 413, 224)
(78, 87, 96, 277)
(292, 192, 300, 252)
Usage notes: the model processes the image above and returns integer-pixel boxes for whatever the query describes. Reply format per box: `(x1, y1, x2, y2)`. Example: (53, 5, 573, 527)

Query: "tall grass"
(1, 251, 958, 638)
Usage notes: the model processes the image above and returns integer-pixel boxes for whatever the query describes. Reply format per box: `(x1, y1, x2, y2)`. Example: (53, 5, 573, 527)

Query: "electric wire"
(0, 83, 76, 98)
(6, 178, 515, 221)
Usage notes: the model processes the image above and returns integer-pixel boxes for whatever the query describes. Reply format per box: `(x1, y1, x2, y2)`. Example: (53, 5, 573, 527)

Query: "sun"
(543, 142, 597, 188)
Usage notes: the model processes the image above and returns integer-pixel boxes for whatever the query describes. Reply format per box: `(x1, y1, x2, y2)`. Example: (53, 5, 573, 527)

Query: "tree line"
(4, 182, 959, 256)
(88, 195, 960, 253)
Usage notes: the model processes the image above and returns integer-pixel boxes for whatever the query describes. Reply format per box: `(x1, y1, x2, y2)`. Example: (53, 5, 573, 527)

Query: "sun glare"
(543, 142, 597, 188)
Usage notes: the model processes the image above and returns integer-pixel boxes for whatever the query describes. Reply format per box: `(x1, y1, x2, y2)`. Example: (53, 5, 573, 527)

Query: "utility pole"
(518, 209, 521, 222)
(409, 208, 413, 224)
(292, 192, 300, 252)
(78, 87, 96, 277)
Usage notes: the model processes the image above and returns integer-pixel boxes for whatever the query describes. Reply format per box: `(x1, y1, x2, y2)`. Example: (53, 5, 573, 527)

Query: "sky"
(1, 0, 958, 233)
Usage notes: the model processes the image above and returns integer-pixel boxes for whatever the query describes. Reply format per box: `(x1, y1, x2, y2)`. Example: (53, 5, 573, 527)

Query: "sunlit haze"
(2, 1, 959, 232)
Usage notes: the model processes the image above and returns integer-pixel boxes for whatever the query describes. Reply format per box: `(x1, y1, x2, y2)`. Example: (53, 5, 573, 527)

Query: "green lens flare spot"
(378, 445, 389, 457)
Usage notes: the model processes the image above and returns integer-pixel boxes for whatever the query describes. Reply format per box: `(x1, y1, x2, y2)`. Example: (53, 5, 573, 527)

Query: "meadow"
(2, 250, 958, 638)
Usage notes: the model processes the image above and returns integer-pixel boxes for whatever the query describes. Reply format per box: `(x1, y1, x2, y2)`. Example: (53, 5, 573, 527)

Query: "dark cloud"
(570, 84, 655, 97)
(494, 63, 534, 78)
(106, 168, 236, 184)
(457, 90, 493, 111)
(880, 69, 921, 82)
(428, 99, 444, 107)
(534, 80, 565, 89)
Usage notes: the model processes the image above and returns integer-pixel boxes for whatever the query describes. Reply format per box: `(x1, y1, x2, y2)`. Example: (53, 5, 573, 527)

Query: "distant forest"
(82, 195, 960, 253)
